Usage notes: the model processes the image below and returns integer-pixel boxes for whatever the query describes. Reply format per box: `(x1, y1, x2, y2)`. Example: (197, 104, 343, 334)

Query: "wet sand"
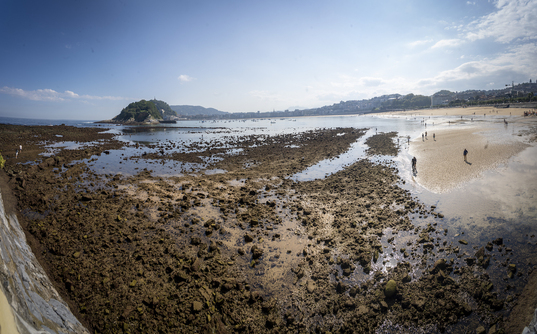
(409, 127, 529, 193)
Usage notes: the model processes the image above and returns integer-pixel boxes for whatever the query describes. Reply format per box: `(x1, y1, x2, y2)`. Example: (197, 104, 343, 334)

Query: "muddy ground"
(0, 123, 532, 333)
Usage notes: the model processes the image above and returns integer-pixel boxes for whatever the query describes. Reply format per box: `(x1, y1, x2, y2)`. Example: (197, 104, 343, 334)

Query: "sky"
(0, 0, 536, 120)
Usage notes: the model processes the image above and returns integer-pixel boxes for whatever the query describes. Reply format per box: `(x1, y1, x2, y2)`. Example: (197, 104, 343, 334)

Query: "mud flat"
(0, 122, 535, 333)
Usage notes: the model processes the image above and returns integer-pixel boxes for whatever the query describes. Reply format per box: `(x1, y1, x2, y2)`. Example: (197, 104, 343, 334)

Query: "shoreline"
(372, 105, 534, 117)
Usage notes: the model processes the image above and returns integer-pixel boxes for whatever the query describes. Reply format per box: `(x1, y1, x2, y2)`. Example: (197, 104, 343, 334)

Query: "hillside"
(150, 99, 177, 118)
(170, 105, 227, 116)
(112, 100, 162, 123)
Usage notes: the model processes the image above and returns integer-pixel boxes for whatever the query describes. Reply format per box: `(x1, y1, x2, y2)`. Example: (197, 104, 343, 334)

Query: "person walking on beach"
(433, 133, 435, 141)
(463, 148, 468, 162)
(422, 133, 424, 141)
(412, 156, 417, 173)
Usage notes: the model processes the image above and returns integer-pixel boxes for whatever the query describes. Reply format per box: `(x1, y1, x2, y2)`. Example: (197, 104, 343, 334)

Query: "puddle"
(289, 129, 374, 182)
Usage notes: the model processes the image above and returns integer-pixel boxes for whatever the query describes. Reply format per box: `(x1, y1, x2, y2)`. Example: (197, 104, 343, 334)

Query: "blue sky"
(1, 0, 536, 120)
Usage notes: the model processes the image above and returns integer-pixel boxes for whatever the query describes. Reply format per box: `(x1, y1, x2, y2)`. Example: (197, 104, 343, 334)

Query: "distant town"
(107, 81, 537, 124)
(175, 80, 537, 120)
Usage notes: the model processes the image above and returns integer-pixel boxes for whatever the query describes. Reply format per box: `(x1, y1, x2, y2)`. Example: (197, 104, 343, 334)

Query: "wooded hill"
(112, 100, 162, 123)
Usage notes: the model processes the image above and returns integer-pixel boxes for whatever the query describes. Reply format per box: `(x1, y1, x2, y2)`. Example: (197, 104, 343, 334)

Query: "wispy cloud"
(178, 74, 193, 82)
(431, 39, 464, 49)
(466, 0, 537, 43)
(0, 86, 127, 102)
(408, 39, 434, 48)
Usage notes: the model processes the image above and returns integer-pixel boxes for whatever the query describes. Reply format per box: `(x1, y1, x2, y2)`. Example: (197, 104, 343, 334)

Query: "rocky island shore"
(0, 120, 534, 333)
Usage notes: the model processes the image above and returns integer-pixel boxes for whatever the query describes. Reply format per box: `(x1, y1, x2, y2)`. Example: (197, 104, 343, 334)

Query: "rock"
(492, 237, 503, 245)
(244, 234, 253, 243)
(433, 259, 446, 272)
(357, 305, 369, 316)
(191, 258, 202, 272)
(336, 281, 347, 294)
(306, 279, 316, 293)
(380, 300, 388, 310)
(508, 263, 516, 273)
(384, 279, 397, 298)
(476, 326, 485, 334)
(485, 242, 493, 251)
(402, 273, 411, 283)
(465, 257, 475, 266)
(129, 280, 137, 287)
(190, 237, 201, 245)
(192, 301, 203, 312)
(474, 246, 485, 259)
(458, 239, 468, 245)
(251, 245, 263, 259)
(73, 251, 81, 258)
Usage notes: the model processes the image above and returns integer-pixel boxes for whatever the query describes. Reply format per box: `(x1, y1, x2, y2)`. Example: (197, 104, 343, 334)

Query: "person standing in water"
(463, 148, 468, 162)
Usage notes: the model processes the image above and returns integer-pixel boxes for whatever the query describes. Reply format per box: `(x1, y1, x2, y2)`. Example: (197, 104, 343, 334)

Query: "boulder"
(384, 279, 397, 298)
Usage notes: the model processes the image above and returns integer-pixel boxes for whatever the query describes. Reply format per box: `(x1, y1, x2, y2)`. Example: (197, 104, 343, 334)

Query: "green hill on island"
(150, 99, 177, 118)
(112, 100, 163, 123)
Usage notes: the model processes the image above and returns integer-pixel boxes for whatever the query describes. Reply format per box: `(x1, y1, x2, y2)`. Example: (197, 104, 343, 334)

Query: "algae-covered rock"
(384, 279, 397, 297)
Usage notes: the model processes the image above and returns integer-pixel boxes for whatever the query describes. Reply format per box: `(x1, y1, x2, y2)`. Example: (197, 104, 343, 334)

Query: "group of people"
(15, 145, 22, 158)
(411, 148, 469, 174)
(421, 132, 436, 141)
(524, 110, 537, 116)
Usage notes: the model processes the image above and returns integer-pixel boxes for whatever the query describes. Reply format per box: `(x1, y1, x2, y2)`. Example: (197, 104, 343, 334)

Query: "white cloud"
(466, 0, 537, 43)
(178, 74, 193, 82)
(431, 39, 464, 49)
(418, 42, 537, 89)
(408, 39, 434, 48)
(0, 87, 127, 102)
(466, 1, 476, 5)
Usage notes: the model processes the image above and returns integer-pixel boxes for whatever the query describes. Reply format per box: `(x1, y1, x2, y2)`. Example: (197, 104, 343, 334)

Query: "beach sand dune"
(410, 127, 529, 193)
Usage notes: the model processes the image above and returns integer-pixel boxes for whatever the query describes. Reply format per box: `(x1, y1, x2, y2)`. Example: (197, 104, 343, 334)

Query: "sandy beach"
(383, 105, 532, 117)
(409, 126, 530, 193)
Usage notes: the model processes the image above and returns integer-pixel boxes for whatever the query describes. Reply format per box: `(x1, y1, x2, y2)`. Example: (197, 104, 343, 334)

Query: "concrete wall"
(0, 189, 88, 334)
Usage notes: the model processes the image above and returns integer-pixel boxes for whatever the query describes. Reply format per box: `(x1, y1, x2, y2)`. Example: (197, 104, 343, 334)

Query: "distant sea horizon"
(0, 116, 101, 127)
